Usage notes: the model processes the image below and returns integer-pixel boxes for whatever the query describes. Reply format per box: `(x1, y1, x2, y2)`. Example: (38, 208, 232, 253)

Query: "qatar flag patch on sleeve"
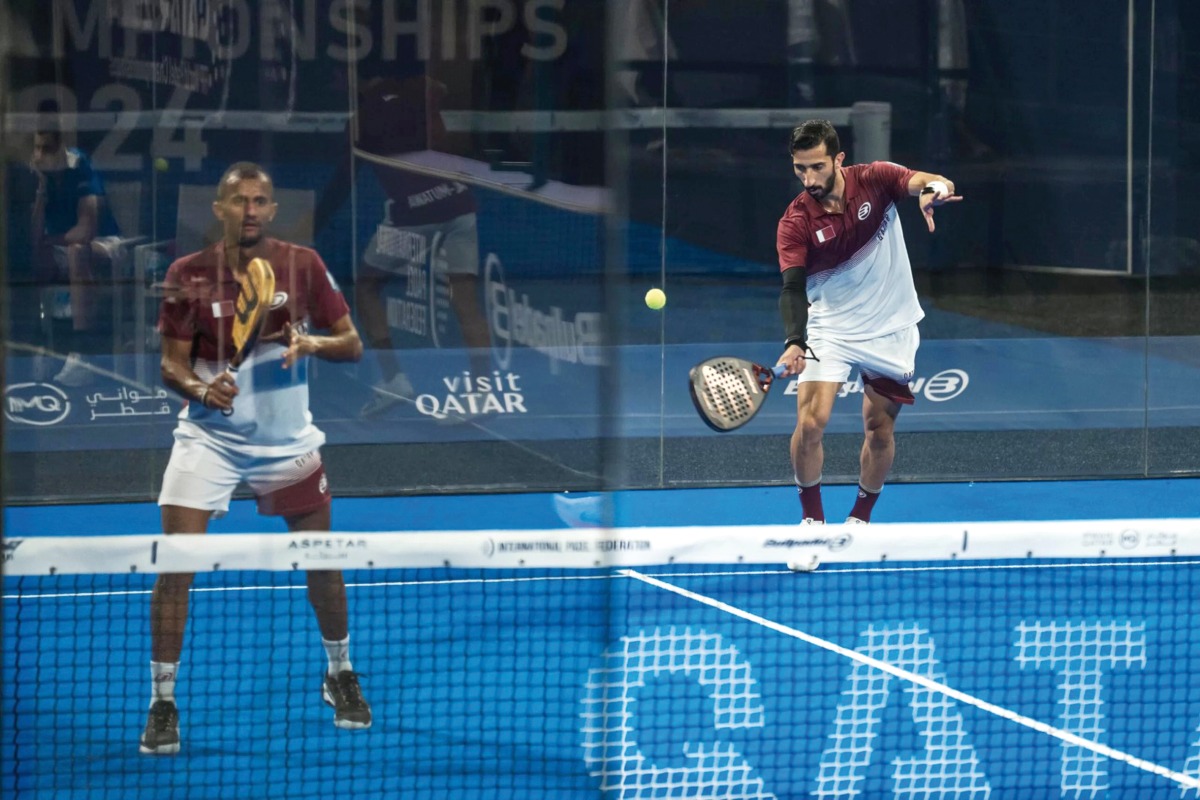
(815, 225, 836, 243)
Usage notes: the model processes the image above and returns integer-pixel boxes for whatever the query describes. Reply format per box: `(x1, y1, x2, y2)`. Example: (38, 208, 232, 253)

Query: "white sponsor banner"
(6, 519, 1200, 576)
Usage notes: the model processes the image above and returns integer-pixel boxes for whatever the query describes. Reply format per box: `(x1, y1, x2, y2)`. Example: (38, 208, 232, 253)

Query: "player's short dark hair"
(789, 120, 840, 157)
(217, 162, 273, 199)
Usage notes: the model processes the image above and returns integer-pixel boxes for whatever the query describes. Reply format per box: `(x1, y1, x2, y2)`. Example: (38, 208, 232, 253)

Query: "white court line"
(621, 568, 1200, 792)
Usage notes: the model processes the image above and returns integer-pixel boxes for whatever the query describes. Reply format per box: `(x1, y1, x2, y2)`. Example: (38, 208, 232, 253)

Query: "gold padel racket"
(221, 257, 276, 416)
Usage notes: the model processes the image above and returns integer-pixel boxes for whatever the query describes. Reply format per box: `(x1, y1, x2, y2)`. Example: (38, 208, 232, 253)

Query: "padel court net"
(4, 520, 1200, 799)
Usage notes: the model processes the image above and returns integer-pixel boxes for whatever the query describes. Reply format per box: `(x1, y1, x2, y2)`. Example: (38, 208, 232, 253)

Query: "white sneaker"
(359, 372, 414, 418)
(844, 517, 868, 525)
(800, 518, 826, 525)
(53, 353, 94, 387)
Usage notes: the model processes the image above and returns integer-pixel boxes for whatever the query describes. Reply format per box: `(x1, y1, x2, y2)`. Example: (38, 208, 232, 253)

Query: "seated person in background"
(5, 156, 43, 352)
(312, 69, 492, 418)
(30, 128, 123, 386)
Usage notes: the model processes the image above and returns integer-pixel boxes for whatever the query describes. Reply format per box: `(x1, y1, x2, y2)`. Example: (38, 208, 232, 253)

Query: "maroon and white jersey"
(356, 76, 477, 226)
(776, 162, 924, 340)
(158, 238, 350, 456)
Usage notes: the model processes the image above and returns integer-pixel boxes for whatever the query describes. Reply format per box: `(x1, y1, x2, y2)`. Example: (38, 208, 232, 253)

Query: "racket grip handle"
(772, 364, 787, 378)
(220, 366, 238, 417)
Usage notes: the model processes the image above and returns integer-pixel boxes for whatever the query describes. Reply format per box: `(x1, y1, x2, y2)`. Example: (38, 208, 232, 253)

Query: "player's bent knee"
(863, 427, 894, 450)
(863, 416, 895, 444)
(796, 413, 828, 440)
(863, 411, 895, 434)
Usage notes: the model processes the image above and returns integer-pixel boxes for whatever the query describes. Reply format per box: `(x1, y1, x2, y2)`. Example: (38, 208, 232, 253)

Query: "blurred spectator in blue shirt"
(30, 129, 123, 385)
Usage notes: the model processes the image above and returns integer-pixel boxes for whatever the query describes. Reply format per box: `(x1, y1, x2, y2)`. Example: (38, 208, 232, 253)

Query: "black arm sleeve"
(779, 266, 808, 348)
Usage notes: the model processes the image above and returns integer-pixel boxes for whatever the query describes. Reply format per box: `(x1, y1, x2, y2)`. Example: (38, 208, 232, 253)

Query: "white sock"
(151, 661, 178, 705)
(323, 636, 352, 676)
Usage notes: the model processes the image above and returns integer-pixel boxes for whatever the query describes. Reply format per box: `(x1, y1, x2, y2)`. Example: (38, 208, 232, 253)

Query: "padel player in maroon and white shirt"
(774, 119, 962, 526)
(141, 162, 370, 757)
(312, 72, 493, 418)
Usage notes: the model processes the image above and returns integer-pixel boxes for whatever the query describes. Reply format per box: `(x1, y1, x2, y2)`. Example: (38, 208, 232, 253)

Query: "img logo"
(5, 383, 71, 426)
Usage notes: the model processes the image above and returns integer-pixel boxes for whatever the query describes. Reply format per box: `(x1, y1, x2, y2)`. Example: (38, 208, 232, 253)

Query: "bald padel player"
(143, 162, 370, 755)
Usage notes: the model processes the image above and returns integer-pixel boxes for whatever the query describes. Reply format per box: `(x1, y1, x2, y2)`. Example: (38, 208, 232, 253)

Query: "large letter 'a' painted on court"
(1014, 620, 1147, 797)
(812, 623, 992, 799)
(580, 627, 775, 799)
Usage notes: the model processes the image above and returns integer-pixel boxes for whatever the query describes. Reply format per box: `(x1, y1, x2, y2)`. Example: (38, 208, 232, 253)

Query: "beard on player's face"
(234, 212, 265, 247)
(806, 170, 836, 199)
(238, 229, 263, 247)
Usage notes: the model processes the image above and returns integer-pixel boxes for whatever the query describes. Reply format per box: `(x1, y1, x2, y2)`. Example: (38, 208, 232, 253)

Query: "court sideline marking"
(621, 568, 1200, 792)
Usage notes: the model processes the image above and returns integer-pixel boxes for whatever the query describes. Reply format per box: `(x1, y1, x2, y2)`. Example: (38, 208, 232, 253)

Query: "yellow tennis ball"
(645, 287, 666, 310)
(153, 157, 169, 172)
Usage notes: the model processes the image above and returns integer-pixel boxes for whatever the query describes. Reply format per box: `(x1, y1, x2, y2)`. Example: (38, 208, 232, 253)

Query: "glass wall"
(2, 0, 610, 504)
(607, 0, 1200, 489)
(2, 0, 1197, 505)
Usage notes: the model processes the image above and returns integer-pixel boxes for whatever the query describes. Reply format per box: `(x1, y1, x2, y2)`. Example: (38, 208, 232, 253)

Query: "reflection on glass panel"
(615, 0, 1194, 490)
(1146, 0, 1200, 476)
(3, 0, 609, 504)
(2, 0, 1196, 506)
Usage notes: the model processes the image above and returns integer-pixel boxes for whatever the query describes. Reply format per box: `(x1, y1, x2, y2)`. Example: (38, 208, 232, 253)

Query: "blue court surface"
(4, 480, 1199, 799)
(6, 477, 1200, 535)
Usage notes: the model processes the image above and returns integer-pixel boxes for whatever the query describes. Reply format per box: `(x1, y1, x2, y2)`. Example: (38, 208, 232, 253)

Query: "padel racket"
(688, 357, 785, 432)
(221, 257, 275, 416)
(689, 348, 820, 431)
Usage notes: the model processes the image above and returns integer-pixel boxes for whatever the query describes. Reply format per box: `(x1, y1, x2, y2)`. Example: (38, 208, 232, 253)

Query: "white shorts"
(158, 430, 330, 517)
(797, 325, 920, 404)
(363, 211, 479, 277)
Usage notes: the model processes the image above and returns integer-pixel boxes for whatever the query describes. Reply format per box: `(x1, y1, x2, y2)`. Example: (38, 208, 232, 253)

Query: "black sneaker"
(139, 700, 180, 755)
(321, 670, 372, 729)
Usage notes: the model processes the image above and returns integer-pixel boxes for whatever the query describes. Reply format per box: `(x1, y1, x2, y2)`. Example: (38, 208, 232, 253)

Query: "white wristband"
(925, 180, 949, 197)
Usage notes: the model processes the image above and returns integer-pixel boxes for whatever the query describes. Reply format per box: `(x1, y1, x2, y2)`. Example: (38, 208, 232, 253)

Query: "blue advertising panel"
(6, 336, 1199, 452)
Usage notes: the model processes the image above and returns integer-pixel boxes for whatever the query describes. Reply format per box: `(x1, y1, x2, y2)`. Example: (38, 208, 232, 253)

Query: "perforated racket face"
(688, 357, 770, 431)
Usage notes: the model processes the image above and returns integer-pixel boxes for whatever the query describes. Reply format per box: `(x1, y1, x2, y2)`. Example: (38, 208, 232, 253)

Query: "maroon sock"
(849, 485, 881, 522)
(797, 481, 825, 522)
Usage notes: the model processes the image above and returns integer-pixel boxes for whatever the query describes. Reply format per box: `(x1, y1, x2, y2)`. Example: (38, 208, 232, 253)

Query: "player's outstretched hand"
(920, 187, 964, 232)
